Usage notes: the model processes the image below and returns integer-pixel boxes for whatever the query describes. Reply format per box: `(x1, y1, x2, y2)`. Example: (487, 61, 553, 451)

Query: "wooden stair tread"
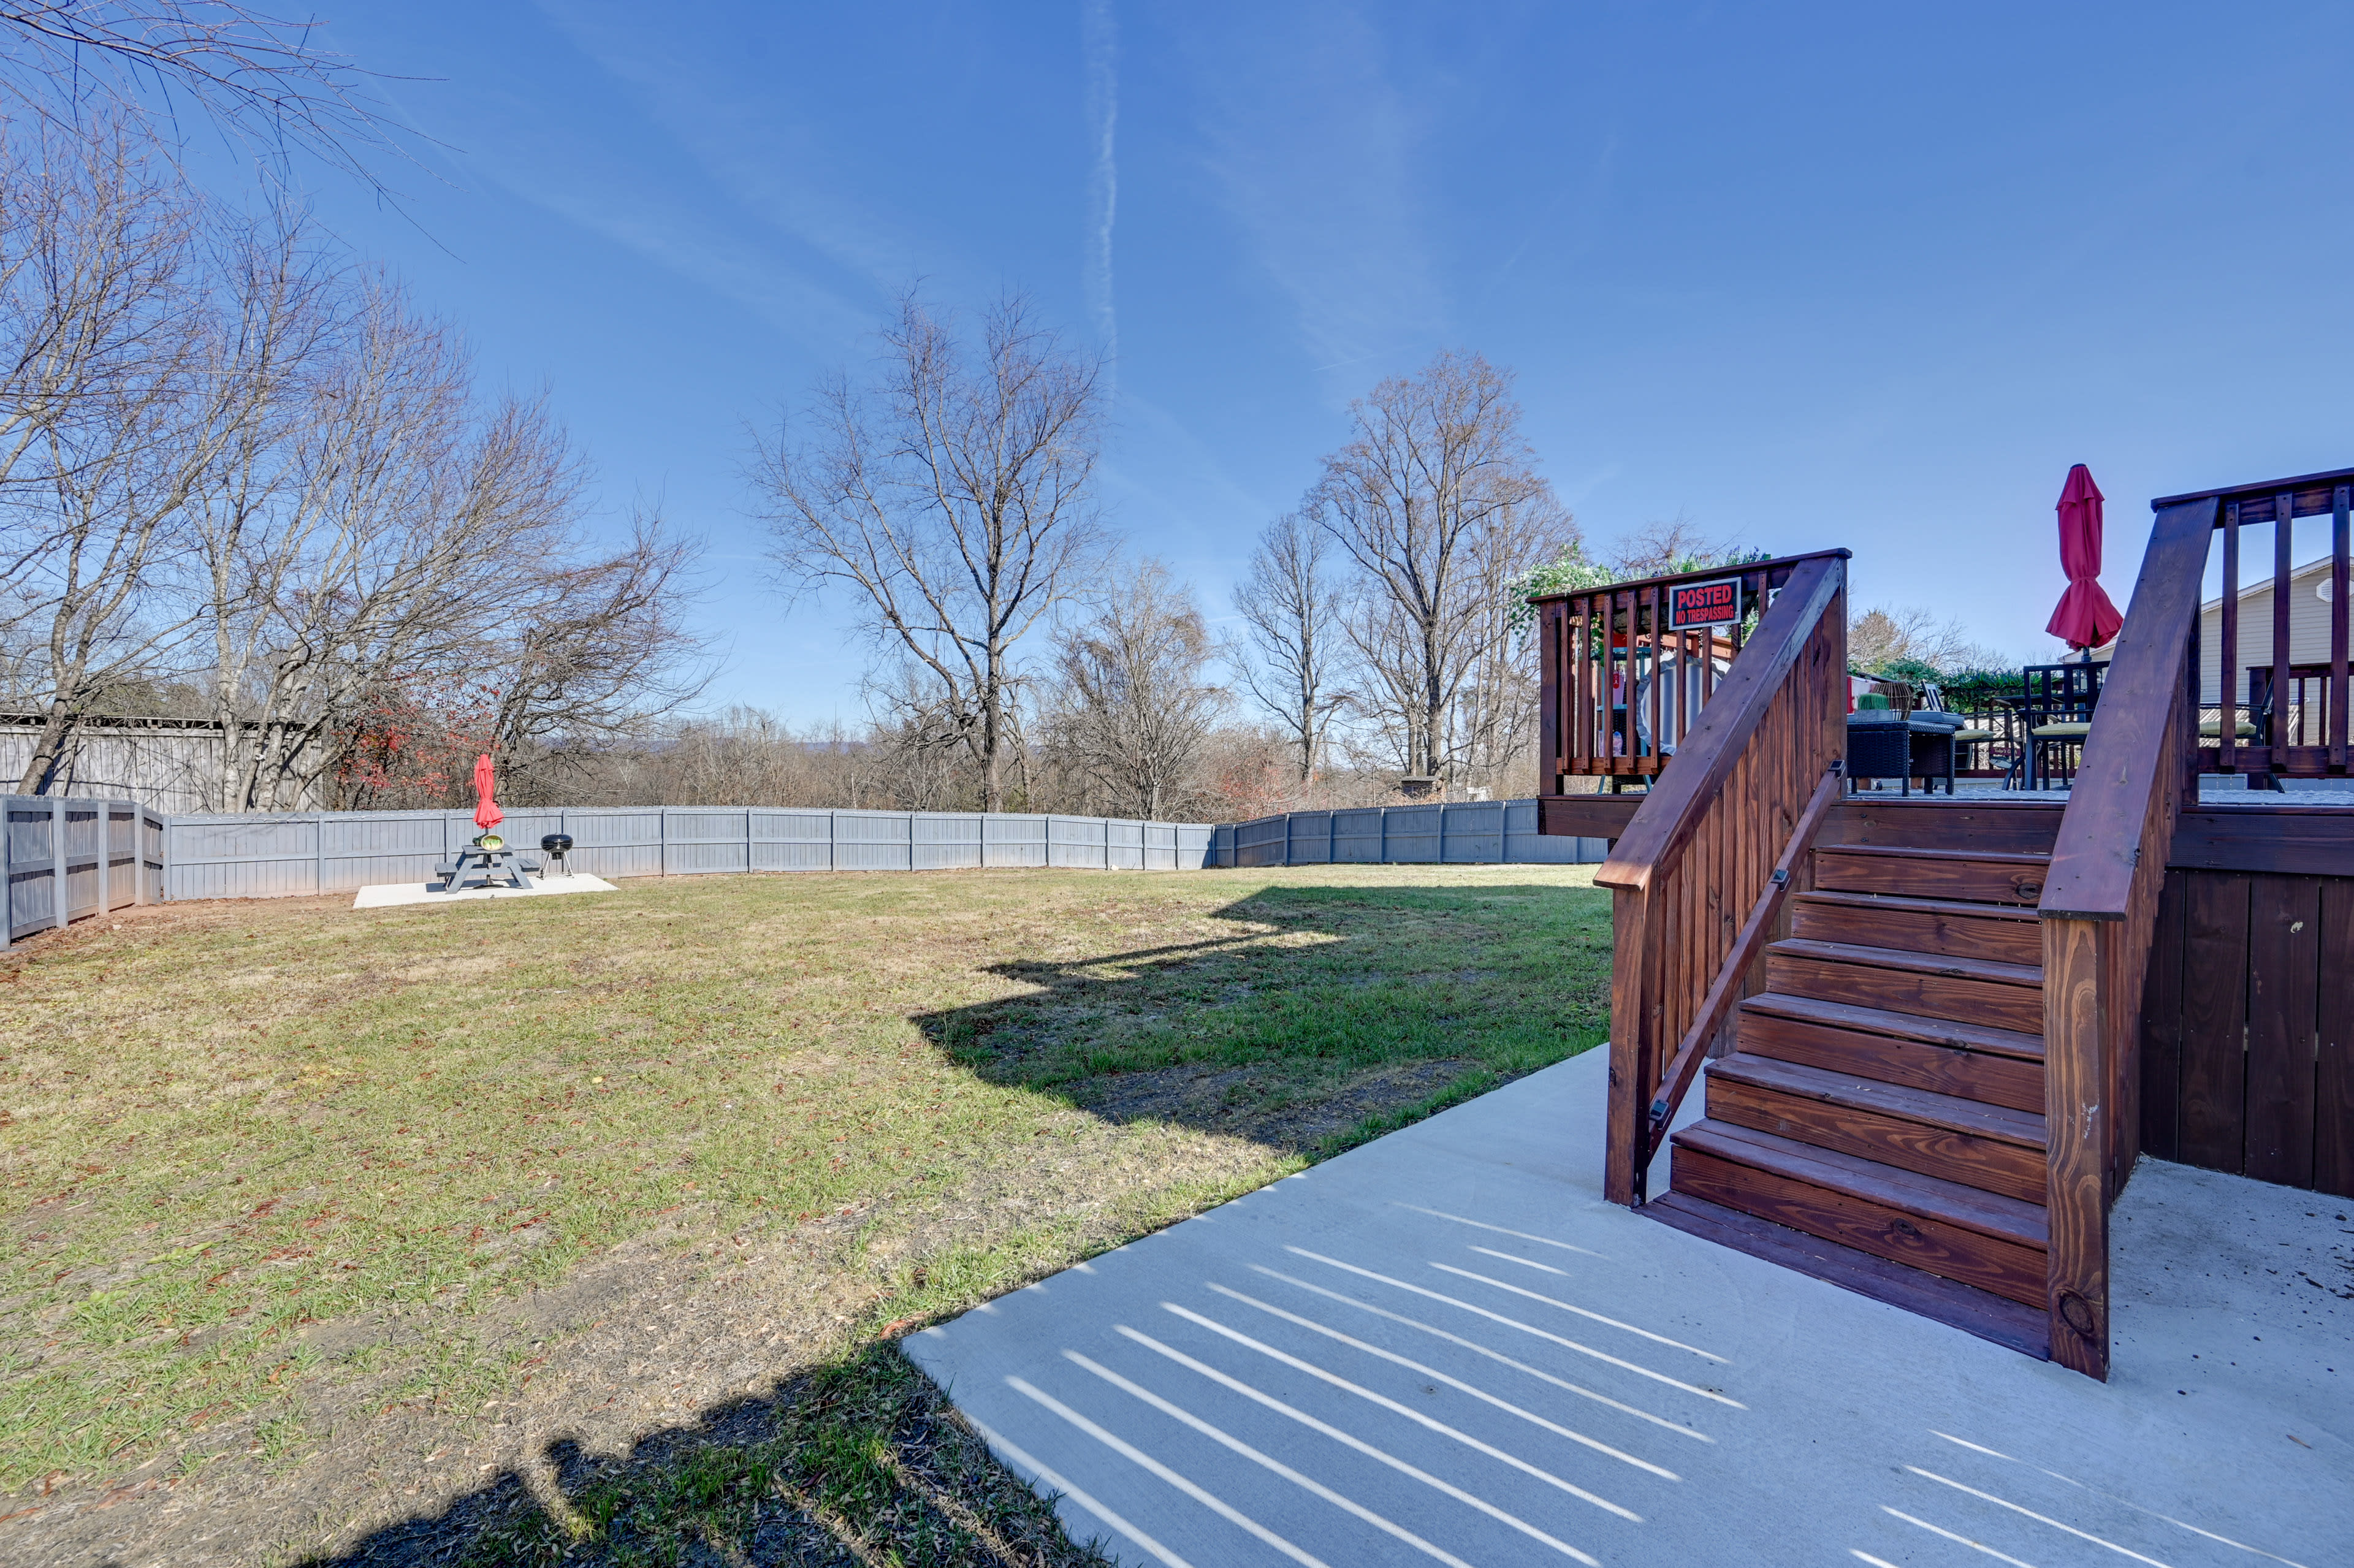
(1708, 1052, 2046, 1148)
(1767, 936, 2043, 989)
(1814, 844, 2051, 867)
(1791, 889, 2041, 924)
(1644, 1192, 2050, 1359)
(1671, 1120, 2049, 1248)
(1741, 992, 2044, 1062)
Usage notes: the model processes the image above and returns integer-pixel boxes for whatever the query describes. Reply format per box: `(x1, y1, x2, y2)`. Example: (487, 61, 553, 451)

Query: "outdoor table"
(435, 844, 538, 893)
(1846, 714, 1959, 796)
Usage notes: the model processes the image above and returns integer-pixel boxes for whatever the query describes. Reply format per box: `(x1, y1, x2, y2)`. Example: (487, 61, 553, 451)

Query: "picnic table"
(435, 843, 541, 893)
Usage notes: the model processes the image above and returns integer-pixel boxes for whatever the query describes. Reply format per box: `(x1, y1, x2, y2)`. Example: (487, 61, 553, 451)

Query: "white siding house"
(2197, 555, 2343, 703)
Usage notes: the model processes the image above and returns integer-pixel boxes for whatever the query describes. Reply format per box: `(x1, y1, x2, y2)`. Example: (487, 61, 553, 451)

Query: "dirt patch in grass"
(0, 864, 1609, 1564)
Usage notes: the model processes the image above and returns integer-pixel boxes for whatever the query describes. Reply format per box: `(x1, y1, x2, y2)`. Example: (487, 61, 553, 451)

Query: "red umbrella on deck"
(2045, 463, 2124, 653)
(472, 752, 504, 834)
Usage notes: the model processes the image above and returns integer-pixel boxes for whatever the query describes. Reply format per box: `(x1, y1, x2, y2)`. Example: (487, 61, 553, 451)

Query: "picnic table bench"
(435, 844, 543, 893)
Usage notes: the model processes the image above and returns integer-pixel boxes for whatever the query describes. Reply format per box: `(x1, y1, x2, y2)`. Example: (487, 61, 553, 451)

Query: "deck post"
(2043, 913, 2111, 1378)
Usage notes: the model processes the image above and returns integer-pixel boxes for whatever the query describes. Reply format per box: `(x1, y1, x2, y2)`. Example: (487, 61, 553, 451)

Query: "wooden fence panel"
(2142, 862, 2352, 1198)
(2318, 880, 2354, 1197)
(2244, 874, 2319, 1187)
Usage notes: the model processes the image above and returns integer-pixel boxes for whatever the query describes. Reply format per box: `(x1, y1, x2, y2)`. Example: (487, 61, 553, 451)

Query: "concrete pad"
(908, 1049, 2351, 1568)
(351, 873, 617, 908)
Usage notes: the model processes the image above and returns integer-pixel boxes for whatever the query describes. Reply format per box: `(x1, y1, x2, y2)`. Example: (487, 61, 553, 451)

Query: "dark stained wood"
(1536, 793, 1643, 840)
(1539, 601, 1562, 790)
(2333, 485, 2348, 770)
(1598, 556, 1849, 892)
(2152, 463, 2354, 516)
(2041, 915, 2111, 1377)
(2243, 875, 2320, 1188)
(1790, 889, 2043, 965)
(2274, 490, 2296, 774)
(1672, 1128, 2047, 1306)
(2167, 804, 2354, 875)
(1603, 887, 1651, 1207)
(1599, 558, 1848, 1206)
(1642, 1191, 2049, 1359)
(1769, 937, 2041, 989)
(1812, 845, 2049, 905)
(1742, 990, 2044, 1060)
(1815, 799, 2065, 855)
(1740, 999, 2044, 1114)
(2138, 870, 2187, 1162)
(2177, 872, 2252, 1170)
(1643, 765, 1846, 1161)
(2223, 504, 2241, 774)
(1678, 1119, 2047, 1244)
(1766, 946, 2043, 1034)
(1711, 1051, 2043, 1144)
(1706, 1056, 2046, 1203)
(2318, 880, 2354, 1198)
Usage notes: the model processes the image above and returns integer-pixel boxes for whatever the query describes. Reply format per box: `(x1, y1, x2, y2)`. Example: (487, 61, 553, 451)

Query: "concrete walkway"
(907, 1050, 2350, 1567)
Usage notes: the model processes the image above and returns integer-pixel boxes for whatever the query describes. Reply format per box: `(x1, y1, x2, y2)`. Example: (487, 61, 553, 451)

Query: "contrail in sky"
(1083, 0, 1118, 387)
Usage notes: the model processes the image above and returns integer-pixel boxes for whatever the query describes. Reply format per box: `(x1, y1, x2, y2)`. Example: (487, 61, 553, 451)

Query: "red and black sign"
(1667, 576, 1743, 630)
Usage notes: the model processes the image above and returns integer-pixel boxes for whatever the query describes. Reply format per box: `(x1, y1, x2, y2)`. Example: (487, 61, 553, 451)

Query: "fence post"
(51, 796, 66, 931)
(2, 797, 13, 949)
(660, 808, 670, 876)
(314, 811, 327, 896)
(96, 801, 111, 916)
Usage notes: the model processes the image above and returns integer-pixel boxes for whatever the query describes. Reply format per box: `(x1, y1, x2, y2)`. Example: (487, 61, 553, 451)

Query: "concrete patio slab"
(907, 1048, 2350, 1568)
(351, 873, 617, 908)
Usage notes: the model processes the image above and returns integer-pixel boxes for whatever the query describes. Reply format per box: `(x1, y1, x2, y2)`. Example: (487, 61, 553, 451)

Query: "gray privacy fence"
(6, 795, 1605, 938)
(4, 795, 169, 947)
(162, 807, 1219, 902)
(1209, 798, 1610, 868)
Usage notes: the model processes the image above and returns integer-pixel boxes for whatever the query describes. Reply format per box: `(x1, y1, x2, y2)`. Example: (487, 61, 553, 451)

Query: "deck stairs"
(1645, 801, 2061, 1358)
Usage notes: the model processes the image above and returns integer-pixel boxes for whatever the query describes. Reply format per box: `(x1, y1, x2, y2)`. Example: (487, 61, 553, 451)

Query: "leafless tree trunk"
(1043, 559, 1225, 820)
(1309, 350, 1578, 788)
(754, 291, 1107, 813)
(1235, 511, 1347, 784)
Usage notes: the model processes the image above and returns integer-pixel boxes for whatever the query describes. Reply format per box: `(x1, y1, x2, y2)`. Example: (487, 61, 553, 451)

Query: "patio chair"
(2021, 661, 2105, 790)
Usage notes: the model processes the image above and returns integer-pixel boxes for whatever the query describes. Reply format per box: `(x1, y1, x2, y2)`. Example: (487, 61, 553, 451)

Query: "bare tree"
(1234, 511, 1347, 784)
(755, 291, 1107, 812)
(0, 121, 226, 791)
(1310, 349, 1579, 786)
(1849, 603, 2008, 674)
(1607, 512, 1743, 577)
(0, 2, 416, 196)
(173, 268, 703, 810)
(1043, 559, 1225, 820)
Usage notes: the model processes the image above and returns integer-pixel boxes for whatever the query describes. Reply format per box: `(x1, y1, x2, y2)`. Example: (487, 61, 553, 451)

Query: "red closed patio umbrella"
(472, 752, 504, 835)
(2046, 463, 2124, 653)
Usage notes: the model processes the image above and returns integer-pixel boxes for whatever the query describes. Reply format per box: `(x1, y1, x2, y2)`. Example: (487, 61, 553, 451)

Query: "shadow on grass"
(303, 875, 1610, 1566)
(913, 877, 1613, 1155)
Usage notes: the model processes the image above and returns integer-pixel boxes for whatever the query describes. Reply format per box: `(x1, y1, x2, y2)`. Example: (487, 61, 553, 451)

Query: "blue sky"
(300, 2, 2354, 724)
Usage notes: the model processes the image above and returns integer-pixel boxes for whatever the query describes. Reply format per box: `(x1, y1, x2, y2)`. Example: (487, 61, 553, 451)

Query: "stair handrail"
(1636, 761, 1845, 1198)
(2036, 493, 2217, 1380)
(1596, 551, 1849, 1206)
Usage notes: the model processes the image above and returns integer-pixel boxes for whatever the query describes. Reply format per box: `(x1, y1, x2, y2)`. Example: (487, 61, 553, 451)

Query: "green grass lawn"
(1, 863, 1610, 1564)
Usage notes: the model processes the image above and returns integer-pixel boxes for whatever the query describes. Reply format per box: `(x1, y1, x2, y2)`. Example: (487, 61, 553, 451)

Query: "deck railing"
(2159, 466, 2354, 779)
(1533, 552, 1839, 790)
(2036, 484, 2248, 1379)
(1580, 551, 1850, 1205)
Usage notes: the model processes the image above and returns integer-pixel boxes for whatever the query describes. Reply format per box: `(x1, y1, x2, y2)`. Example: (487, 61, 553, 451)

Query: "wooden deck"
(1538, 472, 2354, 1380)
